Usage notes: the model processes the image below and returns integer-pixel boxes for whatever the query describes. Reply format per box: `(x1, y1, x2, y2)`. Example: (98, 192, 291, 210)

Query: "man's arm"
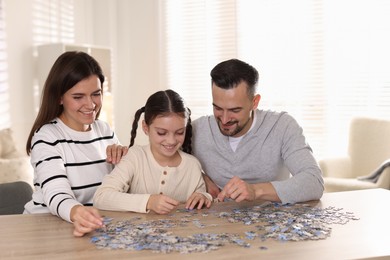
(203, 174, 220, 199)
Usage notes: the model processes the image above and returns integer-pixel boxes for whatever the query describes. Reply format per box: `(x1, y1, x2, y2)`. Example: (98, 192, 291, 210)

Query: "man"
(192, 59, 324, 204)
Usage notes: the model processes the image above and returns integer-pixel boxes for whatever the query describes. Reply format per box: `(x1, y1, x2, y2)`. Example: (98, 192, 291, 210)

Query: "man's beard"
(217, 117, 251, 137)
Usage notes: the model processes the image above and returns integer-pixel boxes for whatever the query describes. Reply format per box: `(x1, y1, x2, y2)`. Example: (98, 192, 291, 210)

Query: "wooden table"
(1, 189, 389, 259)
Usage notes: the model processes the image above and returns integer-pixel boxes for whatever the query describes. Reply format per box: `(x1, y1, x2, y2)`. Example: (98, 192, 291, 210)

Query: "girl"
(24, 51, 128, 237)
(94, 89, 212, 214)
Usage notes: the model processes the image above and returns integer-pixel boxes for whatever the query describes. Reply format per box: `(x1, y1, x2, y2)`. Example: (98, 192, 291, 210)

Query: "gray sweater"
(192, 109, 324, 204)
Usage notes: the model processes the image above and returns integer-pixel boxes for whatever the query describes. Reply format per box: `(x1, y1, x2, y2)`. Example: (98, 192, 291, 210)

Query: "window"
(160, 0, 390, 159)
(160, 0, 237, 120)
(31, 0, 75, 112)
(0, 0, 75, 130)
(32, 0, 75, 44)
(0, 0, 9, 130)
(237, 0, 326, 157)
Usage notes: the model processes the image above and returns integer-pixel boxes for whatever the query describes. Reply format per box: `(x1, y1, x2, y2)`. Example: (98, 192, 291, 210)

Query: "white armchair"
(0, 128, 33, 188)
(319, 117, 390, 192)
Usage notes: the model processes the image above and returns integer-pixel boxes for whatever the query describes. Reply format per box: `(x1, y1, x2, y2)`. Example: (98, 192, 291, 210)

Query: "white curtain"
(160, 0, 390, 159)
(32, 0, 75, 44)
(160, 0, 237, 120)
(0, 0, 75, 130)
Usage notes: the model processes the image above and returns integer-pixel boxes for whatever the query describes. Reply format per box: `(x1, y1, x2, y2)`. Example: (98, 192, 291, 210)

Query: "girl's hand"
(71, 205, 104, 237)
(185, 193, 212, 210)
(147, 194, 179, 214)
(106, 144, 128, 164)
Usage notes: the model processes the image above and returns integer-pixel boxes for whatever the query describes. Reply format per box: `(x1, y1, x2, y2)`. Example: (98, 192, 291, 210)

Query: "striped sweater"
(23, 118, 119, 222)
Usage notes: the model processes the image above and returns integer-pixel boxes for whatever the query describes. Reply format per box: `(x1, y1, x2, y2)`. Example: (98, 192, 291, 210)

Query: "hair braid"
(182, 107, 192, 154)
(129, 107, 145, 147)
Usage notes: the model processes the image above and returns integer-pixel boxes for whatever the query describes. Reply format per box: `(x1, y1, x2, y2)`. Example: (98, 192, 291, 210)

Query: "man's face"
(212, 81, 260, 137)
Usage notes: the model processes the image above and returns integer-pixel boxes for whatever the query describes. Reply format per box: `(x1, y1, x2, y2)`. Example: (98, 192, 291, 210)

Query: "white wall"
(110, 0, 161, 146)
(4, 0, 160, 152)
(4, 0, 35, 153)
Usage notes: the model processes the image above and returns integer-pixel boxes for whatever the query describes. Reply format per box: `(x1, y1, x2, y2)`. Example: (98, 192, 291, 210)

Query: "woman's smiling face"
(59, 75, 102, 131)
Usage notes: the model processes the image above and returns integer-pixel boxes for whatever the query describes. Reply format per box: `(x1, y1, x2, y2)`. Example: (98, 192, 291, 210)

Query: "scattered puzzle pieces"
(91, 202, 359, 253)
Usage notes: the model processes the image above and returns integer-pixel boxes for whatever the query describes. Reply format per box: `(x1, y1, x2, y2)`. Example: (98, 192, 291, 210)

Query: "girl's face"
(59, 75, 102, 131)
(143, 114, 187, 164)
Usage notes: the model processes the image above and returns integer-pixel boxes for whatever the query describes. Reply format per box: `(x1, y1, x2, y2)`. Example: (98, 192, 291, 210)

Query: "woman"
(24, 51, 127, 236)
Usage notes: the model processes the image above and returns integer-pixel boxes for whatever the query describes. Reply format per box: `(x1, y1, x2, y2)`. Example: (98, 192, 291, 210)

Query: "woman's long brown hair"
(26, 51, 105, 155)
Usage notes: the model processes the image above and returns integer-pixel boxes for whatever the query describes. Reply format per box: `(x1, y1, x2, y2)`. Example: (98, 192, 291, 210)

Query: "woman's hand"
(185, 192, 212, 210)
(71, 205, 104, 237)
(146, 194, 179, 214)
(106, 144, 128, 164)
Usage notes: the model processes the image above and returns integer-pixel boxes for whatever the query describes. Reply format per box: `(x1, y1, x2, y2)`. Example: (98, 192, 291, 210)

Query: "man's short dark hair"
(210, 59, 259, 97)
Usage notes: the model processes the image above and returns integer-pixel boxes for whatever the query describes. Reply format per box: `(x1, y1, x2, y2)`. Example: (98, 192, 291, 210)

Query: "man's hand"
(106, 144, 128, 164)
(147, 194, 179, 214)
(217, 176, 256, 202)
(71, 205, 104, 237)
(185, 193, 212, 210)
(217, 177, 280, 203)
(203, 174, 220, 199)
